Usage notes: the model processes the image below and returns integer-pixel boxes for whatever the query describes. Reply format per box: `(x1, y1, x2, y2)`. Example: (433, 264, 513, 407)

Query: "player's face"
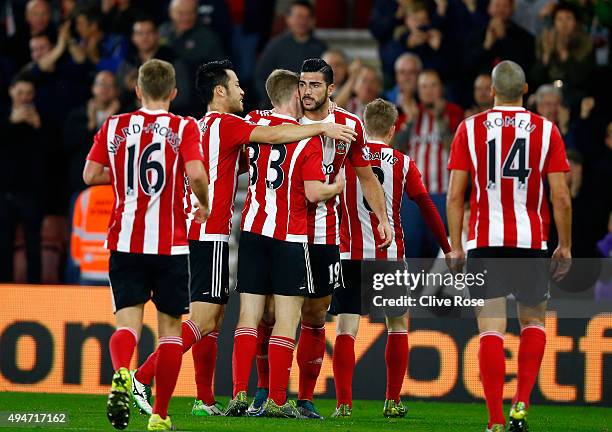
(417, 72, 443, 107)
(224, 69, 245, 113)
(299, 72, 331, 112)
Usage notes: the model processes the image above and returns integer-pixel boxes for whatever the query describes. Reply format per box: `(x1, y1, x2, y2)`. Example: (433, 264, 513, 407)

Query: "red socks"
(135, 319, 201, 384)
(297, 323, 326, 401)
(268, 336, 295, 405)
(193, 331, 219, 405)
(232, 327, 258, 397)
(385, 331, 408, 403)
(109, 327, 138, 371)
(152, 337, 183, 419)
(256, 323, 273, 389)
(479, 332, 506, 427)
(514, 325, 546, 408)
(332, 334, 355, 407)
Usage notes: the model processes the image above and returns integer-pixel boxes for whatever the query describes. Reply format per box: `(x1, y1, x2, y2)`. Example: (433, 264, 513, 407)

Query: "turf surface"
(0, 392, 609, 431)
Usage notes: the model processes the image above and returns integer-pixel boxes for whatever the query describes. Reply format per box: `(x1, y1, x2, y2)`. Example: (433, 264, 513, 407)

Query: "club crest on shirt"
(336, 140, 348, 154)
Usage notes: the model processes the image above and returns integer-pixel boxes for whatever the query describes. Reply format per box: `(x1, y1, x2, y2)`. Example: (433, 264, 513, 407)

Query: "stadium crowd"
(0, 0, 610, 284)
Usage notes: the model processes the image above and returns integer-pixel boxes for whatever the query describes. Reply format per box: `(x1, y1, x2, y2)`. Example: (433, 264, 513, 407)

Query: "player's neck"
(303, 99, 331, 121)
(208, 101, 229, 113)
(369, 135, 390, 145)
(273, 104, 298, 120)
(493, 97, 523, 107)
(141, 99, 170, 112)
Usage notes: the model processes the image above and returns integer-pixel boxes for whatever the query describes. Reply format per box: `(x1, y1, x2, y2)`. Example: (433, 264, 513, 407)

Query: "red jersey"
(341, 140, 425, 260)
(300, 107, 370, 245)
(448, 106, 570, 250)
(404, 102, 463, 194)
(86, 108, 203, 255)
(240, 111, 326, 242)
(187, 111, 257, 242)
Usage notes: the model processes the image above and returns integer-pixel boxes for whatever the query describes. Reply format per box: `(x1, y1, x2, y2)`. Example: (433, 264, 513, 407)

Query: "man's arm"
(83, 160, 111, 185)
(548, 171, 572, 281)
(353, 165, 393, 248)
(185, 160, 210, 223)
(249, 123, 357, 145)
(446, 169, 469, 272)
(304, 171, 345, 203)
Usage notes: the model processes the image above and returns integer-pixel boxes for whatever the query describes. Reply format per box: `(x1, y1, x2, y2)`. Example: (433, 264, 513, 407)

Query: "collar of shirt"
(140, 107, 168, 115)
(492, 106, 526, 111)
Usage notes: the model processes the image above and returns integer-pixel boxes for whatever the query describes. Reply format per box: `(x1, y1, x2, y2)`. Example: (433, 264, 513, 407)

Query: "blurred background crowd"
(1, 0, 611, 287)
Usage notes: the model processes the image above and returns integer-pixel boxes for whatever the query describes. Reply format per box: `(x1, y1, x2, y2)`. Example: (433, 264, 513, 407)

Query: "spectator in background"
(7, 0, 56, 68)
(322, 48, 349, 91)
(395, 69, 463, 258)
(159, 0, 225, 85)
(512, 0, 552, 36)
(101, 0, 140, 36)
(20, 22, 93, 124)
(116, 17, 192, 113)
(534, 84, 572, 138)
(384, 53, 422, 125)
(369, 0, 402, 85)
(0, 75, 46, 283)
(387, 2, 445, 75)
(464, 73, 493, 117)
(466, 0, 534, 77)
(531, 3, 595, 107)
(74, 7, 127, 73)
(254, 0, 327, 105)
(335, 64, 382, 119)
(64, 71, 120, 201)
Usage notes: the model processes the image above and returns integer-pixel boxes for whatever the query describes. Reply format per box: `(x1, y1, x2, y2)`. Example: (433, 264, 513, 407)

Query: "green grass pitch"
(0, 392, 609, 431)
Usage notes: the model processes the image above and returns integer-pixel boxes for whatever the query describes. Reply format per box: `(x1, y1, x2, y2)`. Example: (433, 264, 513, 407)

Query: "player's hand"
(323, 123, 357, 142)
(377, 221, 393, 249)
(333, 170, 345, 195)
(550, 246, 571, 282)
(445, 249, 466, 274)
(193, 201, 210, 224)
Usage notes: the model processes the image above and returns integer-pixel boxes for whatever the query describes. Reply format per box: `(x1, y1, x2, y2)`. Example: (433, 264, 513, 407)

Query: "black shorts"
(466, 247, 550, 306)
(307, 243, 344, 298)
(109, 251, 189, 317)
(189, 240, 230, 305)
(329, 259, 409, 317)
(236, 231, 313, 296)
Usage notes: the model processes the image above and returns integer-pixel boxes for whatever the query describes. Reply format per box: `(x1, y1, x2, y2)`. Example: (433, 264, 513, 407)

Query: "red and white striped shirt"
(241, 111, 326, 242)
(448, 106, 570, 250)
(404, 102, 463, 194)
(340, 140, 425, 260)
(300, 107, 370, 245)
(187, 111, 257, 242)
(86, 108, 203, 255)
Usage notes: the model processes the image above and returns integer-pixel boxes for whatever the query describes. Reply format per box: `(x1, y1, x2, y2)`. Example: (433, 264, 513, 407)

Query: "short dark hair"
(301, 58, 334, 86)
(76, 7, 103, 27)
(195, 59, 234, 107)
(10, 72, 35, 87)
(553, 2, 579, 22)
(288, 0, 314, 16)
(133, 14, 157, 28)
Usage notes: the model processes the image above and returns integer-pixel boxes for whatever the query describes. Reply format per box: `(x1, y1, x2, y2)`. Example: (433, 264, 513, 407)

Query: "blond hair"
(265, 69, 299, 107)
(137, 59, 176, 101)
(364, 98, 398, 138)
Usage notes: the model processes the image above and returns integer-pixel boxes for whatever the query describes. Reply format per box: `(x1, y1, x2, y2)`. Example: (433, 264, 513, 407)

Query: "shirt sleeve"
(347, 118, 370, 168)
(544, 124, 570, 173)
(301, 137, 326, 182)
(86, 120, 110, 166)
(404, 159, 427, 198)
(447, 120, 470, 171)
(224, 114, 258, 147)
(179, 118, 204, 162)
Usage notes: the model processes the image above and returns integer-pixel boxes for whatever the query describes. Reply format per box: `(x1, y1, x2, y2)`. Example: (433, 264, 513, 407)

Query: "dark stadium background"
(0, 0, 610, 410)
